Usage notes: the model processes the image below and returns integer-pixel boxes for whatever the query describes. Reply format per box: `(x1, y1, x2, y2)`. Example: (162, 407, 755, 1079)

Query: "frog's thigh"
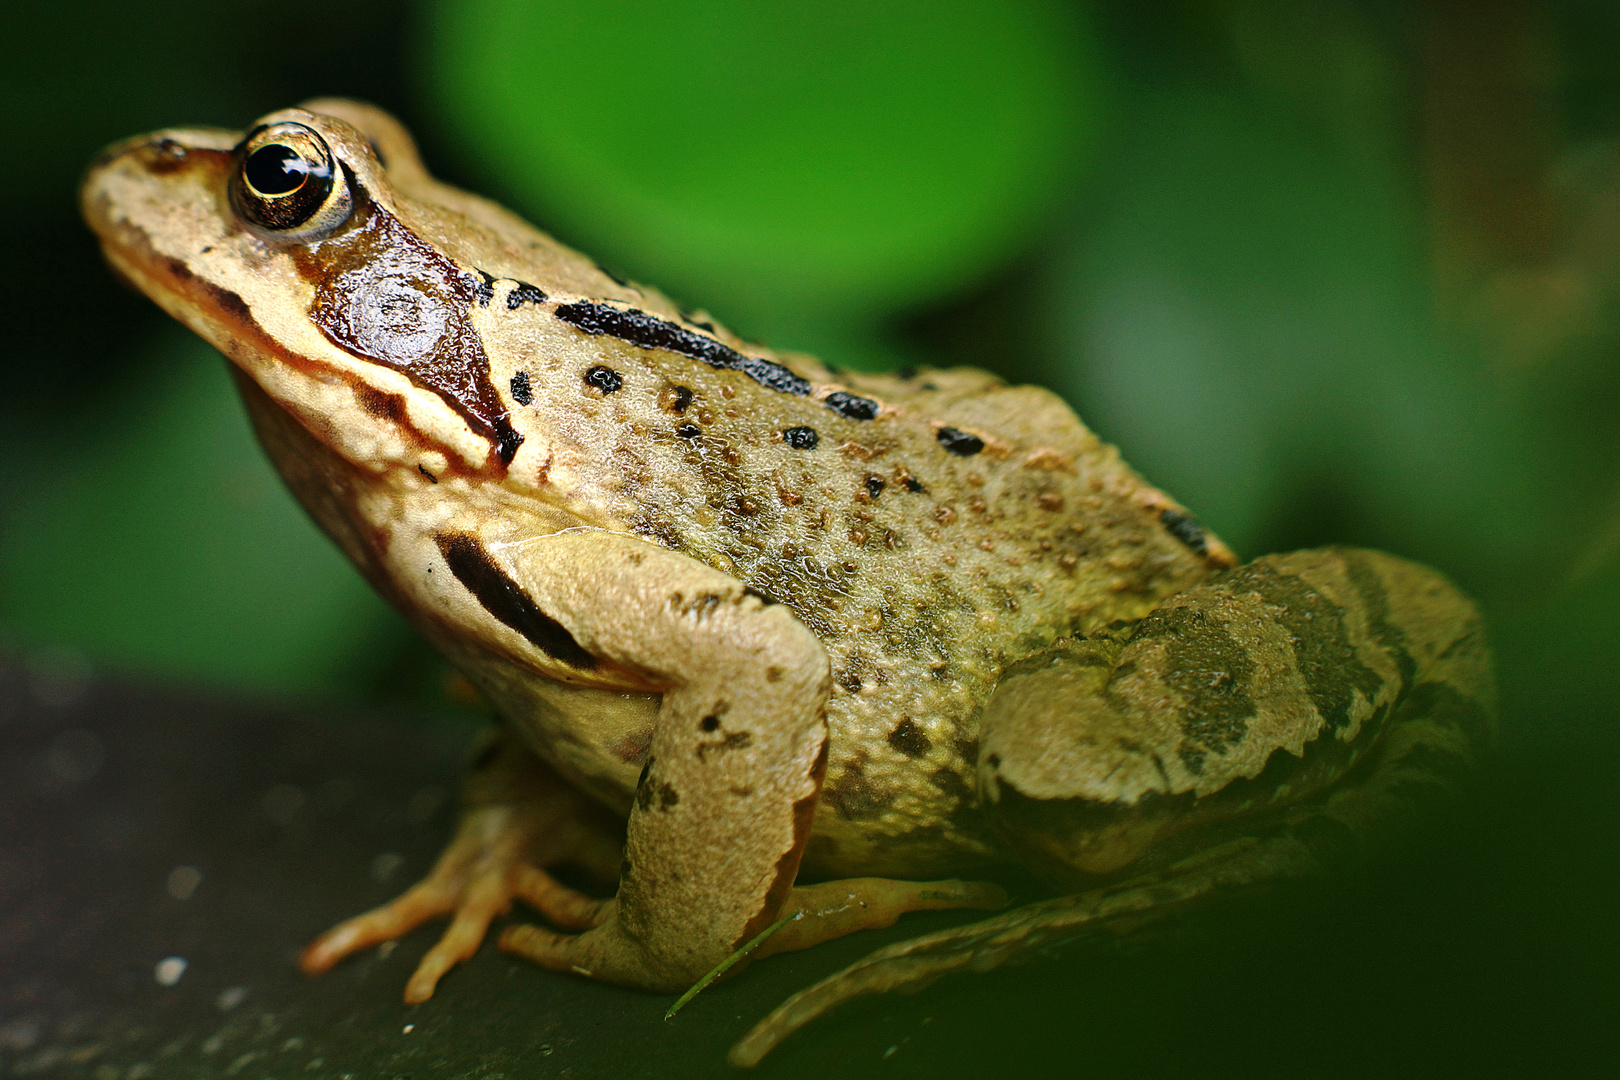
(979, 546, 1496, 885)
(729, 548, 1496, 1066)
(497, 530, 833, 989)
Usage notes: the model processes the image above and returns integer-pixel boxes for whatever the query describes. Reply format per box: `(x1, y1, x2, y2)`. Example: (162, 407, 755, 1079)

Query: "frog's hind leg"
(299, 728, 623, 1002)
(499, 874, 1009, 982)
(729, 547, 1496, 1066)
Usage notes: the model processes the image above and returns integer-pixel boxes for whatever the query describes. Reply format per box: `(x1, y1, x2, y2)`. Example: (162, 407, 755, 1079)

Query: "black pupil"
(245, 144, 310, 196)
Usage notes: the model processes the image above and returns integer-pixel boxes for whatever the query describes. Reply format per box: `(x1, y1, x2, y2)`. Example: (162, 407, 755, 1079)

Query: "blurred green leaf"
(422, 0, 1101, 359)
(1038, 77, 1588, 608)
(0, 331, 409, 693)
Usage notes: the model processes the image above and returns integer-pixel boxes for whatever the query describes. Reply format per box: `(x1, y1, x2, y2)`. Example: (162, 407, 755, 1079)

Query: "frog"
(81, 100, 1496, 1066)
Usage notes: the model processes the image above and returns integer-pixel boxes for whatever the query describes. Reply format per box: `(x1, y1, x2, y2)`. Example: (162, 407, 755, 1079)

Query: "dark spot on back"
(865, 476, 885, 499)
(553, 300, 811, 396)
(783, 426, 819, 450)
(936, 427, 984, 456)
(165, 257, 193, 281)
(676, 423, 701, 439)
(1159, 508, 1209, 555)
(662, 385, 694, 414)
(825, 391, 879, 421)
(585, 365, 623, 394)
(823, 755, 886, 820)
(471, 269, 495, 306)
(887, 718, 932, 757)
(928, 766, 973, 804)
(417, 464, 438, 483)
(506, 282, 547, 309)
(510, 370, 533, 405)
(700, 715, 720, 732)
(435, 532, 596, 669)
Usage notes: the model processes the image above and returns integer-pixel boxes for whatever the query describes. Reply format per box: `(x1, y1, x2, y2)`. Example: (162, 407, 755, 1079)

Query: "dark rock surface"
(1, 649, 1615, 1079)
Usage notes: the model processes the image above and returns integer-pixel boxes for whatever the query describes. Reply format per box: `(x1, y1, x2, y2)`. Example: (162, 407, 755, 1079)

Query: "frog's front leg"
(486, 531, 1003, 989)
(460, 530, 832, 989)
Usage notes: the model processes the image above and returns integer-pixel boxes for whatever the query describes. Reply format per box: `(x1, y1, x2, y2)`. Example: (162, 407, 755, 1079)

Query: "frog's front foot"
(299, 732, 623, 1002)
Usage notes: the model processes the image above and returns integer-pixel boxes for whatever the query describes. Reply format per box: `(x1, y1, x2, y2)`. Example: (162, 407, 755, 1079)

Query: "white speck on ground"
(166, 865, 202, 900)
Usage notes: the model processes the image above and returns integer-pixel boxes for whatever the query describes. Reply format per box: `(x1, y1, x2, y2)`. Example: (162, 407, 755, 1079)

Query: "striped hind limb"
(728, 547, 1495, 1065)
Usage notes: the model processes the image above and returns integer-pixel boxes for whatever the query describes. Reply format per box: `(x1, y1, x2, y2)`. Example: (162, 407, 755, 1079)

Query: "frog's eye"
(229, 122, 352, 238)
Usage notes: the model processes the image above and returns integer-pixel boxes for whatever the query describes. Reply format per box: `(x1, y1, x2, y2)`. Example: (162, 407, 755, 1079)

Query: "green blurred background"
(7, 0, 1619, 744)
(4, 0, 1620, 1072)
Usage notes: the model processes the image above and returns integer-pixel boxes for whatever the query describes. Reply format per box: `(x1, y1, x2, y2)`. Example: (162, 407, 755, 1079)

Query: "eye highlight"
(229, 122, 352, 238)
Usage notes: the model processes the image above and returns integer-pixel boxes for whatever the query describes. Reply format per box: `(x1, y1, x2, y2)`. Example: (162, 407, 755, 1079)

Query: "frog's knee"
(976, 642, 1184, 882)
(976, 547, 1496, 886)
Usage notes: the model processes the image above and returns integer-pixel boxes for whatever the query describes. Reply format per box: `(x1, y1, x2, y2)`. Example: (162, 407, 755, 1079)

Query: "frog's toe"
(401, 870, 525, 1002)
(498, 921, 608, 977)
(300, 776, 621, 999)
(513, 865, 613, 930)
(299, 878, 457, 977)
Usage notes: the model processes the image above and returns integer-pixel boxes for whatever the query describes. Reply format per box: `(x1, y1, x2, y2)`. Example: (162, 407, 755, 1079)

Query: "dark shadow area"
(3, 650, 1614, 1079)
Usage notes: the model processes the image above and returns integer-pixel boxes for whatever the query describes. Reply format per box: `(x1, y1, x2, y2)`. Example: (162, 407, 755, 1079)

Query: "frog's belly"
(438, 640, 997, 879)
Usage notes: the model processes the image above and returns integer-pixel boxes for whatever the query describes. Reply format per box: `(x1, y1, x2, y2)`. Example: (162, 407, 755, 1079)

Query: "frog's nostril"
(146, 138, 191, 175)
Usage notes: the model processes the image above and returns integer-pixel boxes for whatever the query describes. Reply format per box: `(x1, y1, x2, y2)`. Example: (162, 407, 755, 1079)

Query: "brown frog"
(80, 100, 1495, 1065)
